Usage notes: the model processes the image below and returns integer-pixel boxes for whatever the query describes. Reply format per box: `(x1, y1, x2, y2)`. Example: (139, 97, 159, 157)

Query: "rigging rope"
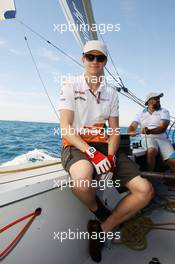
(116, 216, 175, 250)
(24, 36, 59, 120)
(17, 19, 175, 139)
(17, 19, 148, 109)
(113, 195, 175, 250)
(0, 208, 41, 258)
(17, 19, 83, 68)
(0, 160, 61, 175)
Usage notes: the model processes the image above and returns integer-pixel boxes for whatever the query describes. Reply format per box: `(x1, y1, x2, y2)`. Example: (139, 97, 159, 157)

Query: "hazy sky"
(0, 0, 175, 126)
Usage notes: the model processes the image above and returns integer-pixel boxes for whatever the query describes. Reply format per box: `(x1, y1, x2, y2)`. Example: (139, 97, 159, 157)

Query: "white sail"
(0, 0, 16, 21)
(59, 0, 98, 47)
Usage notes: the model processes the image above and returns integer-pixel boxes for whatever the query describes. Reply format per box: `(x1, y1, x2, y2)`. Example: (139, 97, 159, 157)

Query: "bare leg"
(69, 162, 154, 233)
(147, 147, 157, 171)
(164, 158, 175, 188)
(101, 176, 154, 232)
(166, 158, 175, 173)
(69, 159, 98, 211)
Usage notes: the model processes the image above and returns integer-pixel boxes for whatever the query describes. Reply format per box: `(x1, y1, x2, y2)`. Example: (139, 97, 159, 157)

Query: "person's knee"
(70, 159, 93, 179)
(127, 177, 154, 201)
(147, 148, 157, 156)
(166, 158, 175, 171)
(69, 160, 94, 192)
(139, 181, 154, 201)
(72, 179, 93, 192)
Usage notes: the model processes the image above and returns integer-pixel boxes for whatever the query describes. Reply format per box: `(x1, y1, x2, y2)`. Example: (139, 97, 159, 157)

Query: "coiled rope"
(113, 195, 175, 250)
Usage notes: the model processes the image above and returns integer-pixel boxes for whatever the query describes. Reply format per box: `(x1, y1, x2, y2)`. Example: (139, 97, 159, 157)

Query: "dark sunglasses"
(83, 53, 107, 62)
(152, 97, 160, 101)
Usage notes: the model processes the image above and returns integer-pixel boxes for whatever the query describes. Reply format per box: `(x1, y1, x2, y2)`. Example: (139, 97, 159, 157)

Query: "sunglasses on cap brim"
(83, 53, 107, 62)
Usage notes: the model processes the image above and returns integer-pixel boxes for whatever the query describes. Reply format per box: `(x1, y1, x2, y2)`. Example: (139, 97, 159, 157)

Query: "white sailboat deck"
(85, 208, 175, 264)
(0, 160, 68, 206)
(0, 160, 175, 264)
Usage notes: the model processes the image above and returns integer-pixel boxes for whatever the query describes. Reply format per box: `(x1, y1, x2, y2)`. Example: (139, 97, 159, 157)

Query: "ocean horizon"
(0, 120, 131, 166)
(0, 120, 60, 166)
(1, 120, 174, 167)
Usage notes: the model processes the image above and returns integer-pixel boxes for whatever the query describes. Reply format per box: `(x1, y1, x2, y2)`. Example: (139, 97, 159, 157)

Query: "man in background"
(128, 92, 175, 172)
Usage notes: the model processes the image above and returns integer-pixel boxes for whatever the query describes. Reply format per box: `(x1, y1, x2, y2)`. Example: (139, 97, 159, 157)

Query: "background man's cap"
(145, 92, 164, 105)
(83, 40, 108, 57)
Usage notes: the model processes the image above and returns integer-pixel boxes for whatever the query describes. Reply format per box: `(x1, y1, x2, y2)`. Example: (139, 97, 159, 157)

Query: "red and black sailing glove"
(107, 155, 116, 172)
(84, 147, 111, 175)
(100, 155, 116, 181)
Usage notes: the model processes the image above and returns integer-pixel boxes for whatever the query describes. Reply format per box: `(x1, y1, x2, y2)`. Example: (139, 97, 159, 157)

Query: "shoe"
(87, 219, 103, 262)
(91, 196, 111, 222)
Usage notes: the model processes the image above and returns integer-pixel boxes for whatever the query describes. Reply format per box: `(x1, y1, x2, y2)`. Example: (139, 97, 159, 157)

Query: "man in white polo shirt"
(58, 40, 154, 262)
(128, 92, 175, 172)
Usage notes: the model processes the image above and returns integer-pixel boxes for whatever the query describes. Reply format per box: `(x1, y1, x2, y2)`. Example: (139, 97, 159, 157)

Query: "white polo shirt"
(58, 75, 119, 146)
(134, 107, 170, 138)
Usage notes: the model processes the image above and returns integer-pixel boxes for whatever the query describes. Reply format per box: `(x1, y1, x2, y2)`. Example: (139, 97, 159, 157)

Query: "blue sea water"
(0, 120, 61, 166)
(0, 120, 134, 166)
(1, 120, 173, 167)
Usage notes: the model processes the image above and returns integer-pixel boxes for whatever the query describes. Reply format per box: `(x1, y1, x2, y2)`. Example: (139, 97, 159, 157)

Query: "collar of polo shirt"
(143, 106, 162, 113)
(82, 74, 106, 93)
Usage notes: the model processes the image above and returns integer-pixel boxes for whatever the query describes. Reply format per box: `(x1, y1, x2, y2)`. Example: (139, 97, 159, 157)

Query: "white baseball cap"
(83, 40, 108, 57)
(145, 92, 164, 105)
